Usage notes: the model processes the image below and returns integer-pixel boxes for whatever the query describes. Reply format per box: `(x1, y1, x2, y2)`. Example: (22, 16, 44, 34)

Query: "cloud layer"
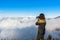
(0, 17, 60, 40)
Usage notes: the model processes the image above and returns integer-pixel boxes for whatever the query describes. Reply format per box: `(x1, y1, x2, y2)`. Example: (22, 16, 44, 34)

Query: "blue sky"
(0, 0, 60, 18)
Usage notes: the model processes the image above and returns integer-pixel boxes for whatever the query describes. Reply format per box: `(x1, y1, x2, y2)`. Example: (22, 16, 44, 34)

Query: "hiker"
(36, 13, 46, 40)
(47, 35, 52, 40)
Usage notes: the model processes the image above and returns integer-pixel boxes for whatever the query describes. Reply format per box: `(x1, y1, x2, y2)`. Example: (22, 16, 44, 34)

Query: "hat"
(36, 13, 44, 18)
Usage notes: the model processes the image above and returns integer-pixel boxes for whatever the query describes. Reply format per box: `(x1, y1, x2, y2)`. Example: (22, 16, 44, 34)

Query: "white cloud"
(0, 17, 60, 40)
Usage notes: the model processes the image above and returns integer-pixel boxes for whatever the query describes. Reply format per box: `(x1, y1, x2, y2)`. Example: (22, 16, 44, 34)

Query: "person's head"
(37, 13, 45, 19)
(47, 35, 52, 40)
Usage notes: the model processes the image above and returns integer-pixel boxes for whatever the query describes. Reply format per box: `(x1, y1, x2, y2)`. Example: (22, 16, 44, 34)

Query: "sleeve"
(35, 19, 40, 25)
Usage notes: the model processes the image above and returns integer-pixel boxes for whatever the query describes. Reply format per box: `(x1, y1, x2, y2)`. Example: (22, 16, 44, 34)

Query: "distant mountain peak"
(54, 16, 60, 19)
(47, 18, 52, 20)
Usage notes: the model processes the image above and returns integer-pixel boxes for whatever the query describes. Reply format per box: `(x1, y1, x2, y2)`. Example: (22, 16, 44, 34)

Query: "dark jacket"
(36, 19, 46, 34)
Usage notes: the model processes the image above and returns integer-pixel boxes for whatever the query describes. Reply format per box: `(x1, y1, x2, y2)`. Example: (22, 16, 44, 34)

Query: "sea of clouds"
(0, 16, 60, 40)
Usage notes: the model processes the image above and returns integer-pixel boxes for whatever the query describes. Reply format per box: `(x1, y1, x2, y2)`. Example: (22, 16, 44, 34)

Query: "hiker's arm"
(35, 19, 40, 25)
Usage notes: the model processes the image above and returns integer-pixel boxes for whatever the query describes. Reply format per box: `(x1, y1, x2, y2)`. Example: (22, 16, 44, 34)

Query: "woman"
(36, 13, 46, 40)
